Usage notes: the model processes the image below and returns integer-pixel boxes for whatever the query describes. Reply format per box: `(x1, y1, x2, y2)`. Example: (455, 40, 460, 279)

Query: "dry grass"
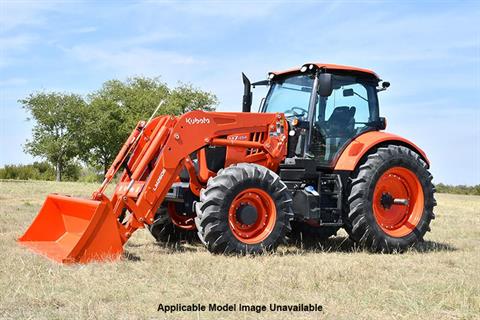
(0, 180, 479, 319)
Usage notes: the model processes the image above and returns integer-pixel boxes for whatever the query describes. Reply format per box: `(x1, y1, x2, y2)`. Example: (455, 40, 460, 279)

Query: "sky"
(0, 0, 479, 185)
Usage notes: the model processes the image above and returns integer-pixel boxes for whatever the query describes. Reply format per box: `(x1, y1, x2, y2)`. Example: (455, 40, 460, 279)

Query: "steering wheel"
(284, 107, 308, 118)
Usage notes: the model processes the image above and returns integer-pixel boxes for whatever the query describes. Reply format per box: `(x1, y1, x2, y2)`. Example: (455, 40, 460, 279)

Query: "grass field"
(0, 180, 479, 319)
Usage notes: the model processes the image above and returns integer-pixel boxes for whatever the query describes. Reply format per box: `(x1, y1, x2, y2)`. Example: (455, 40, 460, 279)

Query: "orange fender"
(334, 131, 429, 171)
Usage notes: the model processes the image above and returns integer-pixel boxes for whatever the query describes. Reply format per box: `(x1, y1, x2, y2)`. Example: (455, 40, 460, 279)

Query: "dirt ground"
(0, 180, 478, 319)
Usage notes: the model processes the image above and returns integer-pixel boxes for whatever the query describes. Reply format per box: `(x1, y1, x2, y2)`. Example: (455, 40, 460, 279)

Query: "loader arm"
(19, 110, 288, 263)
(104, 110, 289, 243)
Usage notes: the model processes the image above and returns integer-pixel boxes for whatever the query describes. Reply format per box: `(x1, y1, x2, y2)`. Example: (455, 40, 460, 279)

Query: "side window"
(312, 75, 379, 166)
(324, 83, 370, 129)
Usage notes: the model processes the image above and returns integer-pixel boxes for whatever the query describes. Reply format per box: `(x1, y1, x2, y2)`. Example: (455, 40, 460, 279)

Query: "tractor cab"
(248, 63, 388, 167)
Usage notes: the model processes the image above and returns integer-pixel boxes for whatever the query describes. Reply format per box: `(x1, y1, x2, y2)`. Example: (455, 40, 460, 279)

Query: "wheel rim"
(167, 202, 196, 230)
(228, 188, 276, 244)
(372, 166, 424, 237)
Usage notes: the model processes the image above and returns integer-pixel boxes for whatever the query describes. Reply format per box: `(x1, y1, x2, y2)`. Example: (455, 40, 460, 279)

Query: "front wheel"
(195, 163, 294, 254)
(345, 145, 436, 252)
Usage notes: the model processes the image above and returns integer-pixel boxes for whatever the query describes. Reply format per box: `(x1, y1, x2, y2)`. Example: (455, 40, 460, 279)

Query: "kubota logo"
(185, 117, 210, 125)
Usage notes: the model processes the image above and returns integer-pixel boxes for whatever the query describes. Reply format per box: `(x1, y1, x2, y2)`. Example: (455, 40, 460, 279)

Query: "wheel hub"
(228, 188, 277, 244)
(380, 192, 394, 209)
(372, 166, 424, 237)
(235, 203, 258, 225)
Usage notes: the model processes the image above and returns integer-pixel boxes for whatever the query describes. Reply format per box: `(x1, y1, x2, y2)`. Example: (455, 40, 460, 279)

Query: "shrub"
(0, 162, 55, 180)
(0, 162, 82, 181)
(435, 183, 480, 196)
(78, 166, 103, 183)
(63, 163, 82, 181)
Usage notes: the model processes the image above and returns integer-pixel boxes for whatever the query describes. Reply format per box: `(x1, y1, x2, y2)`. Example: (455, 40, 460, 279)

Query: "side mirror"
(242, 73, 252, 112)
(377, 81, 391, 92)
(318, 73, 333, 97)
(343, 88, 354, 97)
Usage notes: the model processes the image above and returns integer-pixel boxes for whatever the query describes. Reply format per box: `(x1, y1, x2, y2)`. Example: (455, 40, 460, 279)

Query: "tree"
(83, 77, 169, 174)
(84, 76, 218, 173)
(20, 92, 88, 181)
(168, 83, 217, 114)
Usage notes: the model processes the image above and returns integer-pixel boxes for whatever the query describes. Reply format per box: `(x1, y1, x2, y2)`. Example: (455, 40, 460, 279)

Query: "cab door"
(311, 74, 379, 166)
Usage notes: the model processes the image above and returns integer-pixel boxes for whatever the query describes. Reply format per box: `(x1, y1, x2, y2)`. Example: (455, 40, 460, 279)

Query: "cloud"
(0, 34, 37, 68)
(0, 2, 55, 69)
(70, 26, 97, 34)
(150, 1, 282, 20)
(0, 77, 28, 87)
(66, 45, 200, 76)
(0, 1, 55, 31)
(294, 5, 479, 65)
(0, 33, 35, 47)
(123, 31, 182, 46)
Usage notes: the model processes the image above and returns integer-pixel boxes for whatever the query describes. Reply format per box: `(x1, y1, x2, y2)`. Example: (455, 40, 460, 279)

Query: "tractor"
(19, 63, 436, 263)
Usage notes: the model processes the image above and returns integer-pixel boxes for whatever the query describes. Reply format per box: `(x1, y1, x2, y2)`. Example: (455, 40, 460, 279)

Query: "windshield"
(263, 74, 313, 118)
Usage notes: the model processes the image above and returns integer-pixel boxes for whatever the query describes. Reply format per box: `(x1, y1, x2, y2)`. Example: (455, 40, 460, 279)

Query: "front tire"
(345, 145, 436, 252)
(195, 163, 293, 254)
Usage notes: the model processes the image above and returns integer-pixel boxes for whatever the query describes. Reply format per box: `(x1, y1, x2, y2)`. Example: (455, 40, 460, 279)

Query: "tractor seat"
(326, 106, 356, 136)
(324, 106, 356, 161)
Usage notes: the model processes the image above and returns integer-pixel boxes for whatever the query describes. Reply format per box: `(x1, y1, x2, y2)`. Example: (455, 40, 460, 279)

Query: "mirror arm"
(354, 92, 368, 102)
(304, 71, 321, 156)
(251, 79, 270, 87)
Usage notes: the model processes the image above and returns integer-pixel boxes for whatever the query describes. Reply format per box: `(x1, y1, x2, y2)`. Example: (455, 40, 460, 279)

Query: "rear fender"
(333, 131, 429, 171)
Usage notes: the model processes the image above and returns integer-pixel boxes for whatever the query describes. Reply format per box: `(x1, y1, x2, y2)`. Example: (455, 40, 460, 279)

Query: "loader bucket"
(18, 194, 123, 264)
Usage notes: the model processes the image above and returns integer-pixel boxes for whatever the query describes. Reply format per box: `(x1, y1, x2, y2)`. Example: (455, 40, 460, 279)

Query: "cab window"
(313, 75, 379, 165)
(263, 74, 313, 119)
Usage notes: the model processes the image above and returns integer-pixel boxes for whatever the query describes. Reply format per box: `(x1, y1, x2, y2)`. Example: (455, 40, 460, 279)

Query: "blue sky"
(0, 0, 479, 185)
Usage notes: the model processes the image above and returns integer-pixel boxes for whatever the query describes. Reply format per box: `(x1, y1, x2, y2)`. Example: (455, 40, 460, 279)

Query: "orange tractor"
(19, 63, 436, 263)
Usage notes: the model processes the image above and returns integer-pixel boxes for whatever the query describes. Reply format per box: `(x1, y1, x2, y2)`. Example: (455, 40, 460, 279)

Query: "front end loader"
(19, 63, 436, 263)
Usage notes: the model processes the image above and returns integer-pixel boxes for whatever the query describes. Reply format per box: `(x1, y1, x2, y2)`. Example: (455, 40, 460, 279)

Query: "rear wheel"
(195, 163, 293, 254)
(148, 202, 196, 243)
(345, 145, 436, 252)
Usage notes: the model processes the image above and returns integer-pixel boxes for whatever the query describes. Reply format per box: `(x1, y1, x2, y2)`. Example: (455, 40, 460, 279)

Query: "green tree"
(168, 83, 217, 114)
(84, 77, 169, 174)
(20, 92, 88, 181)
(84, 76, 218, 173)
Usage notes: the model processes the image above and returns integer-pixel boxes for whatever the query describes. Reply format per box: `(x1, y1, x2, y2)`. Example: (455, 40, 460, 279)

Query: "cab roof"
(269, 63, 379, 79)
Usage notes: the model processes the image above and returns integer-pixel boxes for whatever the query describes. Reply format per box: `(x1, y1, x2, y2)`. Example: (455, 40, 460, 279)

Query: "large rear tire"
(345, 145, 436, 252)
(195, 163, 293, 254)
